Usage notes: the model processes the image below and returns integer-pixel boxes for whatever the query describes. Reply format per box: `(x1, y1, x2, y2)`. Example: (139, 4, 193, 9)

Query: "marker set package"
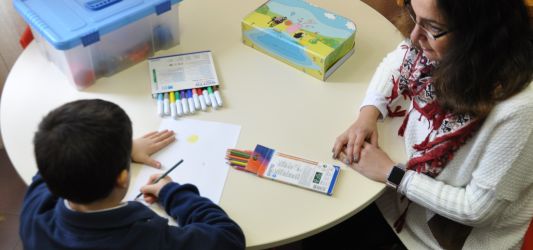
(148, 50, 220, 95)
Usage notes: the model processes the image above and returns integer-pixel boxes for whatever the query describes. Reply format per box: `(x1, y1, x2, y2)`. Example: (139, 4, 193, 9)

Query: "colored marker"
(157, 93, 164, 117)
(186, 89, 196, 114)
(175, 91, 183, 117)
(169, 91, 177, 119)
(135, 159, 184, 200)
(192, 89, 201, 110)
(163, 92, 170, 116)
(207, 87, 218, 110)
(197, 88, 207, 111)
(180, 90, 189, 115)
(213, 85, 223, 107)
(203, 88, 212, 106)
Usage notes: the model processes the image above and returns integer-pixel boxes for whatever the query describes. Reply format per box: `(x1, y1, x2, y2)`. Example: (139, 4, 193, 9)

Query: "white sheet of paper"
(129, 117, 242, 205)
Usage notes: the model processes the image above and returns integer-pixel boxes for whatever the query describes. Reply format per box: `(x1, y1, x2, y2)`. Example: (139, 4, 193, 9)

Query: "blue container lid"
(13, 0, 183, 50)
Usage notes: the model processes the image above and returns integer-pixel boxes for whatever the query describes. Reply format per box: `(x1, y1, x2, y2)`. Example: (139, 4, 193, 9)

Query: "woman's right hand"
(333, 106, 381, 164)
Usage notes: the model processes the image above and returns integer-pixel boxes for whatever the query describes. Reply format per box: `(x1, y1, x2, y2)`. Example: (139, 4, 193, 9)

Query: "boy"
(20, 99, 246, 250)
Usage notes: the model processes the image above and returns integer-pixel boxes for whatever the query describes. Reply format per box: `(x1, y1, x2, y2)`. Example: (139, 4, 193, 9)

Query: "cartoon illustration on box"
(242, 0, 356, 80)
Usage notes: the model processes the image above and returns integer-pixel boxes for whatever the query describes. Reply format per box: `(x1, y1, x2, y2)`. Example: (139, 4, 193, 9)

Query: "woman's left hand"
(132, 130, 176, 168)
(336, 141, 396, 183)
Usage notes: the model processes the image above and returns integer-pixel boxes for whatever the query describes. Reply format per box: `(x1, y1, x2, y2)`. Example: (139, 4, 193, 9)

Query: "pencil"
(225, 155, 250, 162)
(227, 160, 247, 167)
(231, 165, 253, 173)
(227, 150, 251, 158)
(225, 158, 248, 164)
(135, 159, 184, 200)
(227, 149, 253, 155)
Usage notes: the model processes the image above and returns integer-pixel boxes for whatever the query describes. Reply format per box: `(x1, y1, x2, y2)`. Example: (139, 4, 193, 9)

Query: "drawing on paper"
(187, 134, 199, 143)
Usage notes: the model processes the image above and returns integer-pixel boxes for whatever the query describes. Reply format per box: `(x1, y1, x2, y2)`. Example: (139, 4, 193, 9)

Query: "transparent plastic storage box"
(13, 0, 183, 90)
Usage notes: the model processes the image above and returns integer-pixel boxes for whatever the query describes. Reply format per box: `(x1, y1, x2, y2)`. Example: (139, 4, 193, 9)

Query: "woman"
(304, 0, 533, 249)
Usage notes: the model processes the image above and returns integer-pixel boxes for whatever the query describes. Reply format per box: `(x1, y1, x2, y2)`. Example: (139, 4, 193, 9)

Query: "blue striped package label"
(256, 146, 340, 195)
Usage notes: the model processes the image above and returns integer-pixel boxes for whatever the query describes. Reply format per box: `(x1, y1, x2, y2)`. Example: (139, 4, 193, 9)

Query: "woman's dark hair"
(34, 99, 132, 204)
(394, 0, 533, 117)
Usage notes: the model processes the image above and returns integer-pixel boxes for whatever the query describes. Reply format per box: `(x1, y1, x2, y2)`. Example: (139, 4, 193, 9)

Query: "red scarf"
(387, 44, 484, 233)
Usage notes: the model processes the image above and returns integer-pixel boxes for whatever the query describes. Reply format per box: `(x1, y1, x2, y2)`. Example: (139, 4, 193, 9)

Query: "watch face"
(388, 167, 405, 184)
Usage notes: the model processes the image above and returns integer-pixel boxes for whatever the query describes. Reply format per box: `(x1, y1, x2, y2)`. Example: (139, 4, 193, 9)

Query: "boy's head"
(34, 99, 132, 204)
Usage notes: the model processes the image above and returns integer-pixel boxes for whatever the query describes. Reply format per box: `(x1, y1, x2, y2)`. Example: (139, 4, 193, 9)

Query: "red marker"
(192, 89, 201, 110)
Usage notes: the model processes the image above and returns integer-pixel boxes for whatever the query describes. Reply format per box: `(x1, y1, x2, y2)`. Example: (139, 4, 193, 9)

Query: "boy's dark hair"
(34, 99, 132, 204)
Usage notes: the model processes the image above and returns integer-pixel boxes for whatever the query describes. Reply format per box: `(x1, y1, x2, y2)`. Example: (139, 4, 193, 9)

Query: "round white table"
(1, 0, 404, 249)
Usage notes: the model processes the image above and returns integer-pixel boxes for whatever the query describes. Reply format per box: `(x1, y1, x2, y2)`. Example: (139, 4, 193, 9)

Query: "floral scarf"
(387, 44, 484, 233)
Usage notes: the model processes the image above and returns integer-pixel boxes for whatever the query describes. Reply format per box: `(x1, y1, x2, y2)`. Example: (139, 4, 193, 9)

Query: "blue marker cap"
(187, 89, 193, 98)
(158, 93, 164, 100)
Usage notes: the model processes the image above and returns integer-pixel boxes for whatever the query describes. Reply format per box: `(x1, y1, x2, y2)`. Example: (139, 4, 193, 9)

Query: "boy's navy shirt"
(20, 173, 246, 250)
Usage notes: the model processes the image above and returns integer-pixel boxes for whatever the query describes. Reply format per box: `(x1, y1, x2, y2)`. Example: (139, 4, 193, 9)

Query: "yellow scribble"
(187, 134, 199, 143)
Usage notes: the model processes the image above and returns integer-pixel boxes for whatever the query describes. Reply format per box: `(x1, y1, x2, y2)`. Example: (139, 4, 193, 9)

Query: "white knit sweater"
(364, 40, 533, 250)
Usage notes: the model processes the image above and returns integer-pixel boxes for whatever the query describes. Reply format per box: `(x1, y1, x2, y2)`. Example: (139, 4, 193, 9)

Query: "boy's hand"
(132, 130, 175, 169)
(140, 174, 173, 203)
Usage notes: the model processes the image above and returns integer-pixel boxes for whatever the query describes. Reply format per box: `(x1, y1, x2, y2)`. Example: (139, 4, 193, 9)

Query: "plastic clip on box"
(14, 0, 183, 90)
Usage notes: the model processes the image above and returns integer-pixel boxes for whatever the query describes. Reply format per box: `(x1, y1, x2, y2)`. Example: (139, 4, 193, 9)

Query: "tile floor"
(0, 148, 26, 250)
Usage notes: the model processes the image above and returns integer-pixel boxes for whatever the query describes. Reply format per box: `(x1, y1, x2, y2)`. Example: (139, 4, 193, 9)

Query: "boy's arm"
(158, 183, 246, 250)
(139, 174, 245, 249)
(20, 172, 58, 244)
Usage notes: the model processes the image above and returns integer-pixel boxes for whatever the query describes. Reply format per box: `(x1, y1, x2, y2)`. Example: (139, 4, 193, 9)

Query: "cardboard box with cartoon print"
(242, 0, 356, 81)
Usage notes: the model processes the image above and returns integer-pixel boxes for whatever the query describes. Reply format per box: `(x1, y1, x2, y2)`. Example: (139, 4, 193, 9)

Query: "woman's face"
(409, 0, 451, 61)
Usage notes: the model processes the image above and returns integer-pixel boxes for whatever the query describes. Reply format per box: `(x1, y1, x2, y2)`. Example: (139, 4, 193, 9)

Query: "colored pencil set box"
(242, 0, 356, 81)
(14, 0, 183, 91)
(227, 145, 341, 195)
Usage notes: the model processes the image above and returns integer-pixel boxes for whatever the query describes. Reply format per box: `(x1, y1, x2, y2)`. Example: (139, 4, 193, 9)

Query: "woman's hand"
(139, 173, 173, 203)
(333, 106, 381, 164)
(338, 142, 396, 183)
(132, 130, 176, 168)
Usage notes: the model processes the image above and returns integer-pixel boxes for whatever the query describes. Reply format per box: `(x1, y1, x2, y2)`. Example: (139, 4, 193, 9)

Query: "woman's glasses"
(404, 0, 451, 40)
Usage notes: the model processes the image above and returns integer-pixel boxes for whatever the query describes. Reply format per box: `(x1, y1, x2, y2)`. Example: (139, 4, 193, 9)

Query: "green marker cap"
(176, 91, 181, 100)
(207, 86, 213, 94)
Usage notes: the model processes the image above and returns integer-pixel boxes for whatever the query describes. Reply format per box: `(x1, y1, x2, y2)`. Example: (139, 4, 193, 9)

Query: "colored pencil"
(227, 149, 253, 154)
(231, 165, 253, 173)
(227, 160, 247, 167)
(224, 155, 250, 162)
(225, 157, 248, 164)
(227, 150, 251, 158)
